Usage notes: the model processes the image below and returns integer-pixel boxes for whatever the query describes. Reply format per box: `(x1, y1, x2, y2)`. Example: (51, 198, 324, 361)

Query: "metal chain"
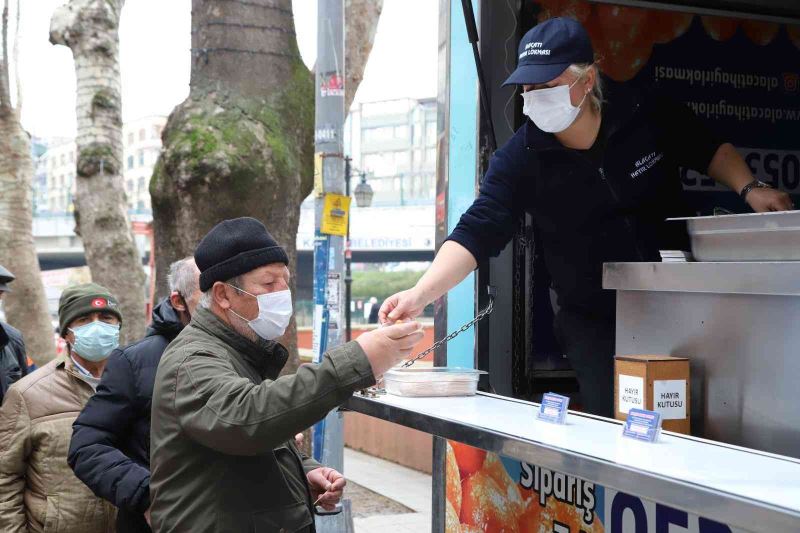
(511, 217, 525, 395)
(193, 21, 296, 35)
(191, 47, 300, 63)
(206, 0, 293, 15)
(401, 294, 495, 369)
(356, 294, 495, 398)
(519, 218, 535, 397)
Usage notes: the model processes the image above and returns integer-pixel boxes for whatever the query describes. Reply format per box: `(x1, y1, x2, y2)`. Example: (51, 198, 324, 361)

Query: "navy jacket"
(449, 79, 722, 318)
(0, 322, 26, 405)
(68, 299, 184, 533)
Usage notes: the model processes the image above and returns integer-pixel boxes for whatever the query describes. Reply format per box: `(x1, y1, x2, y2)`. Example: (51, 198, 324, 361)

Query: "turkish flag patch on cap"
(91, 298, 107, 308)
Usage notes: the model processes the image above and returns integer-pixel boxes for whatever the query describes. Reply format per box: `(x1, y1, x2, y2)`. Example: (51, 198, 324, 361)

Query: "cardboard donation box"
(614, 355, 691, 434)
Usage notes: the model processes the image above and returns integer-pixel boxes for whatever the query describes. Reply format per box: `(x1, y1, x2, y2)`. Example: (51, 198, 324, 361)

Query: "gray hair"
(198, 275, 243, 309)
(168, 257, 199, 298)
(568, 63, 603, 113)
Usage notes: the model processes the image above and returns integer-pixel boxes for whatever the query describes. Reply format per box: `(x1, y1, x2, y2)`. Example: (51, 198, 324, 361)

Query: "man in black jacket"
(0, 265, 27, 406)
(68, 257, 200, 532)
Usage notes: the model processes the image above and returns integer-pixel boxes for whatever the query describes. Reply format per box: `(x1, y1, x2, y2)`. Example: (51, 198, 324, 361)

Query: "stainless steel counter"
(603, 261, 800, 458)
(345, 392, 800, 532)
(604, 261, 800, 296)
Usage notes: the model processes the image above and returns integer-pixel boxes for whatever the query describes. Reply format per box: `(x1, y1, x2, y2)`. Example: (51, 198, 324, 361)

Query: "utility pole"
(345, 157, 352, 343)
(312, 0, 347, 478)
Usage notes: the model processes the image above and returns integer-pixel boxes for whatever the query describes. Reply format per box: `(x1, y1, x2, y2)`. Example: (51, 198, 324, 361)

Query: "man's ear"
(212, 282, 232, 310)
(170, 291, 186, 312)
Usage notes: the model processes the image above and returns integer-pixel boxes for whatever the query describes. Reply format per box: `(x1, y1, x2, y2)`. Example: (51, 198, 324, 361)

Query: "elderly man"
(0, 283, 120, 532)
(0, 265, 27, 405)
(69, 258, 201, 533)
(150, 217, 424, 532)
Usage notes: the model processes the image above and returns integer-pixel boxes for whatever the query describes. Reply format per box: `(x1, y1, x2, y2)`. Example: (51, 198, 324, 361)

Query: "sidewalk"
(344, 447, 432, 533)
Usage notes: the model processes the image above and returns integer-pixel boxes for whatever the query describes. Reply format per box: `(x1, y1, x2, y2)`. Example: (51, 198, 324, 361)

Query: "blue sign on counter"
(537, 393, 570, 425)
(623, 408, 663, 443)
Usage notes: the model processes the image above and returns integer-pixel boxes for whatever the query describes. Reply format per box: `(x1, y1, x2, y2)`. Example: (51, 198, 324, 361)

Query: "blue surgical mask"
(69, 321, 120, 362)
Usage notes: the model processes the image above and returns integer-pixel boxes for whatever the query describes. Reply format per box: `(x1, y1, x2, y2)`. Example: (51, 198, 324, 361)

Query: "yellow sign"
(321, 193, 351, 237)
(313, 153, 324, 197)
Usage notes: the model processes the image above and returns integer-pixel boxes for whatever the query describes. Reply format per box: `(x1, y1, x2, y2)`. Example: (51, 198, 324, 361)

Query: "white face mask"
(522, 75, 588, 133)
(227, 286, 293, 341)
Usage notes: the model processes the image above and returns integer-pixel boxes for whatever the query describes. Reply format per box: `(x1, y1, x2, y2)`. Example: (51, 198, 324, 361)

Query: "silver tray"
(383, 367, 487, 397)
(668, 211, 800, 262)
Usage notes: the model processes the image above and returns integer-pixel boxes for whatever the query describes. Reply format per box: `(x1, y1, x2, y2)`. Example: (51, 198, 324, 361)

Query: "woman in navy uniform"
(380, 17, 792, 417)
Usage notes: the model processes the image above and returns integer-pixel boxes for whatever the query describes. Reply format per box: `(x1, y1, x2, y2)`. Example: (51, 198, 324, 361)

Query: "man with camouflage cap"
(0, 283, 120, 532)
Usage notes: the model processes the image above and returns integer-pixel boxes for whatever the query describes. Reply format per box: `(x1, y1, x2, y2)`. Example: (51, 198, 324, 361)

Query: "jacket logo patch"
(91, 298, 107, 308)
(630, 152, 664, 179)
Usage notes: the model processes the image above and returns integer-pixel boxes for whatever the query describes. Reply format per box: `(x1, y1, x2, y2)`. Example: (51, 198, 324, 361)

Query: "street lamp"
(353, 172, 374, 208)
(345, 159, 373, 342)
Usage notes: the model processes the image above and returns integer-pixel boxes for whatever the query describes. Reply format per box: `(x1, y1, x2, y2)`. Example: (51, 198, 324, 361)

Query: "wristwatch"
(739, 180, 772, 201)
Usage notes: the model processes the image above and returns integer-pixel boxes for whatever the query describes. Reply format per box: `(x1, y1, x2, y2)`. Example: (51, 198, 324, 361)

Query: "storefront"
(345, 1, 800, 531)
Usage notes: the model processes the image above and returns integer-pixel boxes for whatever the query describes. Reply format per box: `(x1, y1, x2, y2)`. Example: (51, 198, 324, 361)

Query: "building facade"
(344, 97, 437, 206)
(297, 96, 438, 256)
(34, 116, 166, 217)
(123, 116, 167, 215)
(36, 138, 76, 215)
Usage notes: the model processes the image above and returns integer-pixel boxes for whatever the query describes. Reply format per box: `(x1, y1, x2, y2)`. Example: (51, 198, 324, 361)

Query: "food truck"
(345, 1, 800, 531)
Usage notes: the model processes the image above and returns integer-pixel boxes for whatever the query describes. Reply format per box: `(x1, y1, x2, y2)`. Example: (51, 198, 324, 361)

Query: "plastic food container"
(668, 211, 800, 262)
(383, 367, 487, 397)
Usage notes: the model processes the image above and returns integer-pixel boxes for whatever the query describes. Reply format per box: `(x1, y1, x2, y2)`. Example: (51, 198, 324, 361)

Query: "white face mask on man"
(522, 74, 588, 133)
(227, 285, 293, 341)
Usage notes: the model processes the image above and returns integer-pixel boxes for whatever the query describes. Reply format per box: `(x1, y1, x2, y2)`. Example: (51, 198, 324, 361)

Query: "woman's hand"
(378, 288, 427, 325)
(745, 187, 794, 212)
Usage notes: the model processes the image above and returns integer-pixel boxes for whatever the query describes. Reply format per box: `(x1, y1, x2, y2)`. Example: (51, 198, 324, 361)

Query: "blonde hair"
(568, 63, 603, 112)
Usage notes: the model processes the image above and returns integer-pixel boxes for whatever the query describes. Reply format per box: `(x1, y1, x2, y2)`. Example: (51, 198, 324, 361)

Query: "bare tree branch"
(0, 0, 10, 108)
(0, 0, 55, 363)
(12, 0, 20, 115)
(344, 0, 383, 111)
(50, 0, 148, 344)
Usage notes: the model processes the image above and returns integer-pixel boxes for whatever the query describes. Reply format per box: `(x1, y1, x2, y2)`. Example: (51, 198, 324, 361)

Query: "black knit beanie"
(195, 217, 289, 292)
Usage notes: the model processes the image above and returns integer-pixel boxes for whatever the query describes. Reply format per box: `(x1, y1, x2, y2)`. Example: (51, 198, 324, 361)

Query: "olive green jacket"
(149, 307, 375, 533)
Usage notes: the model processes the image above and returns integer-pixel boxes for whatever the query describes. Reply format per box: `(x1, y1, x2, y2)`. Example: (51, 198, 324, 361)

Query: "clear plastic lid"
(383, 367, 487, 383)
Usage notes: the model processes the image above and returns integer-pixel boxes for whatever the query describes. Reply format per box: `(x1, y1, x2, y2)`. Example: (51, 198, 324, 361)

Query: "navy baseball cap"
(503, 17, 594, 86)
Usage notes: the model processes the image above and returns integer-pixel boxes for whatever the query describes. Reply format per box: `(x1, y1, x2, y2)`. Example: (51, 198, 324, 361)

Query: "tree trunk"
(344, 0, 383, 111)
(151, 0, 311, 373)
(0, 0, 56, 365)
(50, 0, 147, 345)
(151, 0, 382, 376)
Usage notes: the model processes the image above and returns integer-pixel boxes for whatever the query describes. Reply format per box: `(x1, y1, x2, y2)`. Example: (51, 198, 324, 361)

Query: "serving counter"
(345, 392, 800, 532)
(341, 261, 800, 532)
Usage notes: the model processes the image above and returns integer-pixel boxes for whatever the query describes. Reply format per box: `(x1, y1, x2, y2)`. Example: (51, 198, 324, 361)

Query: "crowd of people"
(0, 217, 424, 533)
(1, 15, 793, 533)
